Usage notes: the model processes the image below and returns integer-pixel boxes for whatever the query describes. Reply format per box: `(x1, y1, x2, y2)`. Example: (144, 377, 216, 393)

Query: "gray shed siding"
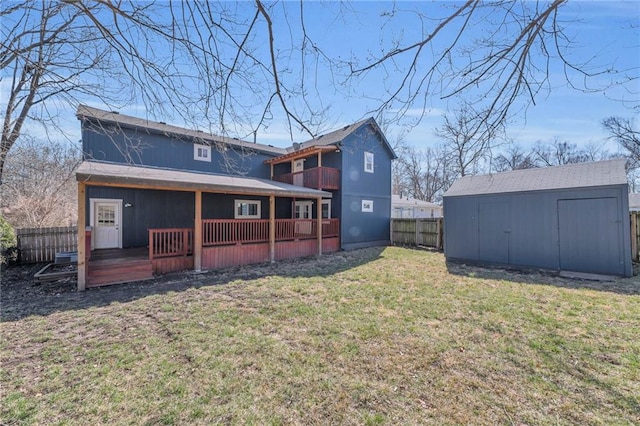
(443, 185, 632, 276)
(339, 124, 393, 249)
(82, 124, 276, 179)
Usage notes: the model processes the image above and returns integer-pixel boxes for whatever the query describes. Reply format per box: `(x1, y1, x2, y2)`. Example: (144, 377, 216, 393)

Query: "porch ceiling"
(75, 161, 332, 198)
(264, 145, 338, 165)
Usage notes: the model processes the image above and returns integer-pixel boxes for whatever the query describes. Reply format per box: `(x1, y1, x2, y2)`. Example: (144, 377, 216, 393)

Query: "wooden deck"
(87, 247, 154, 287)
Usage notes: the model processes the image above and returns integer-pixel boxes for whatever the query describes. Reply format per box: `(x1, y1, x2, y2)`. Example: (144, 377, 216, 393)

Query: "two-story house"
(75, 105, 396, 289)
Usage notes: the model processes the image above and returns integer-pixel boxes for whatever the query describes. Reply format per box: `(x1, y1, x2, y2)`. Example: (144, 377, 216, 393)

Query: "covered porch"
(77, 162, 337, 290)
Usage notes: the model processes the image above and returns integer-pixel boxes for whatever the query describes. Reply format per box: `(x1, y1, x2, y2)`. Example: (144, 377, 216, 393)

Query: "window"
(194, 143, 211, 162)
(234, 200, 261, 219)
(362, 199, 373, 212)
(364, 151, 374, 173)
(322, 200, 331, 219)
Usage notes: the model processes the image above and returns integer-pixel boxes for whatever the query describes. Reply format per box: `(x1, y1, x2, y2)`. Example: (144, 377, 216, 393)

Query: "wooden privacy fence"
(16, 226, 78, 263)
(630, 212, 640, 262)
(391, 218, 443, 249)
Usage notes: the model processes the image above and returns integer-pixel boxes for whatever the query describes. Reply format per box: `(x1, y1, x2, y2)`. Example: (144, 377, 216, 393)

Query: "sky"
(3, 0, 639, 154)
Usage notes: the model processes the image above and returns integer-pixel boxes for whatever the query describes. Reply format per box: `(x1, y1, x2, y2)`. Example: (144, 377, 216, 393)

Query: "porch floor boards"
(87, 247, 153, 287)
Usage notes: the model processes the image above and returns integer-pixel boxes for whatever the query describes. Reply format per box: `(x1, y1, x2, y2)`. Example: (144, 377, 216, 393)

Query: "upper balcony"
(265, 144, 341, 191)
(272, 166, 340, 190)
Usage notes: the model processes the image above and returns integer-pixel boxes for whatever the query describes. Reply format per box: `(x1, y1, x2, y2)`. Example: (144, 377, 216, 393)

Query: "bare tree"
(435, 105, 503, 177)
(492, 143, 537, 172)
(0, 0, 329, 183)
(531, 138, 590, 167)
(603, 117, 640, 166)
(393, 137, 454, 202)
(0, 136, 80, 228)
(347, 0, 636, 138)
(2, 0, 636, 185)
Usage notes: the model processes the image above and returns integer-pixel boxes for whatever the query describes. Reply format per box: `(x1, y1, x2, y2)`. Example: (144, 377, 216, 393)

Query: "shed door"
(478, 201, 509, 264)
(558, 198, 623, 275)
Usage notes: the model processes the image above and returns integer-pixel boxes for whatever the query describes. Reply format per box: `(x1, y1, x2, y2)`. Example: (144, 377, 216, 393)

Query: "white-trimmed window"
(235, 200, 261, 219)
(194, 143, 211, 162)
(362, 199, 373, 212)
(364, 151, 374, 173)
(322, 200, 331, 219)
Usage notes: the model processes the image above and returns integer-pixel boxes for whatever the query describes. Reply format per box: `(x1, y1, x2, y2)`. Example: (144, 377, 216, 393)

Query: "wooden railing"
(322, 218, 340, 237)
(149, 219, 339, 257)
(149, 228, 193, 259)
(276, 218, 340, 241)
(203, 219, 269, 246)
(273, 167, 340, 190)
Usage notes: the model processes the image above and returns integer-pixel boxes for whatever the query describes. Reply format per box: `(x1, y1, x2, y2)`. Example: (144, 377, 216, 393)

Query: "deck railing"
(275, 218, 340, 241)
(149, 228, 193, 259)
(150, 219, 339, 257)
(273, 167, 340, 190)
(203, 219, 269, 246)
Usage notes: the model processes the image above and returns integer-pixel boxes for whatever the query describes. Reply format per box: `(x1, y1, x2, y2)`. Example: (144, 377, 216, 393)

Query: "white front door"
(92, 200, 122, 249)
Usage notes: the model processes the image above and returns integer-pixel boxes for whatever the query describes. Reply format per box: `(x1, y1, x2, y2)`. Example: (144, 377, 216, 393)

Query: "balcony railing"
(273, 166, 340, 190)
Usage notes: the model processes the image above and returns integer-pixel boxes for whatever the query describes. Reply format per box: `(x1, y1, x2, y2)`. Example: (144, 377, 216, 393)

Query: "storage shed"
(443, 159, 632, 277)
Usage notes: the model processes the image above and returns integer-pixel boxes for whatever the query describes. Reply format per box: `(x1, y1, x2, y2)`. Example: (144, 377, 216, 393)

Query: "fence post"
(631, 213, 638, 262)
(436, 218, 443, 250)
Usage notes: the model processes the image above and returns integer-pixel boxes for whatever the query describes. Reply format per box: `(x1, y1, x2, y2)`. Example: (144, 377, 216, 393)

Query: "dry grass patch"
(2, 247, 639, 425)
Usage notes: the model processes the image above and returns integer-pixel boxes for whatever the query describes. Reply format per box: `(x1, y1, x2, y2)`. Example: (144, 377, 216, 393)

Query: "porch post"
(77, 182, 86, 291)
(269, 195, 275, 262)
(194, 190, 202, 271)
(317, 196, 323, 256)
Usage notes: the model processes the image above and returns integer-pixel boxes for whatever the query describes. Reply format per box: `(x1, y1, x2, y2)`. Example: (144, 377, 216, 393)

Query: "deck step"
(87, 258, 153, 287)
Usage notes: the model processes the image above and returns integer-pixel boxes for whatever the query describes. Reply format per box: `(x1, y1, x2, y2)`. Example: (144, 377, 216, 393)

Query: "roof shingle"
(443, 159, 628, 197)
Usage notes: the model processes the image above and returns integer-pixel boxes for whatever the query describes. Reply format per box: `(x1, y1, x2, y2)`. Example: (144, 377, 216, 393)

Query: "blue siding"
(339, 123, 393, 249)
(86, 186, 195, 248)
(82, 123, 276, 178)
(443, 185, 632, 276)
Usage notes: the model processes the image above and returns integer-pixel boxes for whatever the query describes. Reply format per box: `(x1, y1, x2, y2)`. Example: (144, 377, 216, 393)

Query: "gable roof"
(296, 117, 397, 159)
(76, 161, 331, 199)
(392, 194, 441, 209)
(444, 159, 628, 197)
(77, 105, 287, 156)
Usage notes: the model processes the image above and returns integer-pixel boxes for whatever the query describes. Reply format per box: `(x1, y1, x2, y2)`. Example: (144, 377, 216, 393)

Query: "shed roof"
(77, 105, 287, 156)
(443, 159, 628, 197)
(76, 161, 331, 199)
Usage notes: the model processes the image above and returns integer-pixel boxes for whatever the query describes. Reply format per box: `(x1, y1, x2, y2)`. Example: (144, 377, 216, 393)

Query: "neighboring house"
(629, 193, 640, 211)
(75, 105, 396, 289)
(391, 194, 442, 218)
(443, 159, 632, 277)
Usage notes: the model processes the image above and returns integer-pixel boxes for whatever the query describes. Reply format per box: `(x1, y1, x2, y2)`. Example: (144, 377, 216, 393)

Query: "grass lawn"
(1, 246, 639, 425)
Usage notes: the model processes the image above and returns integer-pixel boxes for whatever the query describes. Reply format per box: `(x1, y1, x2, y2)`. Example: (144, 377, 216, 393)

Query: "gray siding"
(443, 185, 632, 276)
(339, 124, 393, 249)
(82, 123, 276, 179)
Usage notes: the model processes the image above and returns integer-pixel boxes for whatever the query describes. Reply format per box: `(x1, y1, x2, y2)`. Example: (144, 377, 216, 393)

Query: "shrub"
(0, 216, 17, 265)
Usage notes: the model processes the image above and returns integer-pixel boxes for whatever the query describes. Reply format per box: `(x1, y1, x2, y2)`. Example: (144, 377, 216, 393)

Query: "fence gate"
(16, 226, 78, 264)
